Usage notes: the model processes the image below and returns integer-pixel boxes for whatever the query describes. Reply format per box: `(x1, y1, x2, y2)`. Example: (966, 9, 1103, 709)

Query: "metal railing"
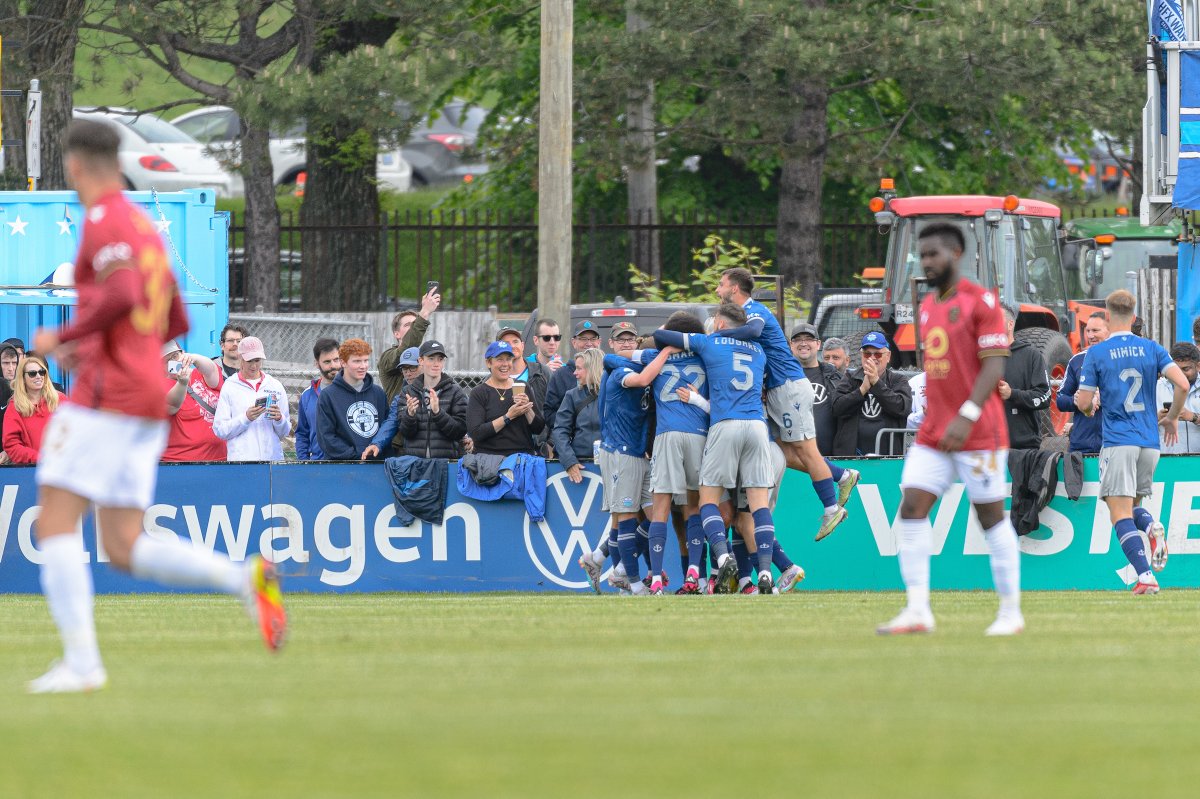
(230, 313, 375, 368)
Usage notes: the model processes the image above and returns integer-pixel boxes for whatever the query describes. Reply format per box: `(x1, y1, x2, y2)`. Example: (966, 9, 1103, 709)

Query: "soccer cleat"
(1132, 575, 1160, 595)
(815, 506, 849, 541)
(607, 568, 632, 591)
(642, 571, 670, 589)
(1148, 522, 1168, 572)
(738, 582, 758, 595)
(837, 468, 861, 508)
(777, 564, 806, 593)
(578, 553, 604, 594)
(984, 615, 1025, 636)
(27, 660, 108, 694)
(712, 554, 738, 595)
(757, 570, 775, 596)
(649, 580, 665, 596)
(249, 555, 288, 652)
(675, 583, 700, 595)
(876, 608, 935, 636)
(677, 568, 701, 594)
(705, 575, 718, 595)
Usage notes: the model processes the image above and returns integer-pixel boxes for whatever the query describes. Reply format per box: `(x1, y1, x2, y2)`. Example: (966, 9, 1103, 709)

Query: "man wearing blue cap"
(831, 332, 912, 456)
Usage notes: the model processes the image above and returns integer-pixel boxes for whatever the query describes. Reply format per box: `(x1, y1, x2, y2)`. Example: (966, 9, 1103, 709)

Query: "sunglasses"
(539, 334, 562, 342)
(861, 350, 887, 359)
(25, 369, 47, 377)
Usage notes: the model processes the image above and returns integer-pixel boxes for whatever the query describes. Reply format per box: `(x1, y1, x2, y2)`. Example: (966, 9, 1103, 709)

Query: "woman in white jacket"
(213, 337, 291, 461)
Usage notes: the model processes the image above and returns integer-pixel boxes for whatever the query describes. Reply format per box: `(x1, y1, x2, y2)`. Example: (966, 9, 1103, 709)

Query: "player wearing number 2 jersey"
(27, 121, 286, 694)
(1075, 289, 1188, 595)
(878, 222, 1024, 637)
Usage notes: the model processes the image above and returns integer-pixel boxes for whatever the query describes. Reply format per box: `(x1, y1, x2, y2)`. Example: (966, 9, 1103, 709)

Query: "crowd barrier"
(2, 456, 1199, 593)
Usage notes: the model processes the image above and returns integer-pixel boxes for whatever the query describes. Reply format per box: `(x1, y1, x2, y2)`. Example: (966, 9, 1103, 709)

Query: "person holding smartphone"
(465, 341, 544, 456)
(213, 337, 291, 461)
(378, 283, 442, 401)
(1157, 342, 1200, 454)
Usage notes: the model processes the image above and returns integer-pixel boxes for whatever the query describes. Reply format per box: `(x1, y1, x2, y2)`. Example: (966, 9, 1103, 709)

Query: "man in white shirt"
(213, 337, 291, 461)
(1157, 342, 1200, 454)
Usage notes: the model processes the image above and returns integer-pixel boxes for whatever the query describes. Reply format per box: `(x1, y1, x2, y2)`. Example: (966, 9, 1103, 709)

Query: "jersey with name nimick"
(639, 349, 709, 436)
(601, 365, 650, 455)
(680, 333, 766, 424)
(915, 279, 1009, 452)
(1079, 331, 1173, 449)
(743, 297, 805, 389)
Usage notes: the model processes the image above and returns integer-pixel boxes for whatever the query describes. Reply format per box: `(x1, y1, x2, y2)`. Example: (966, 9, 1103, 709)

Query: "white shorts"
(766, 378, 817, 442)
(36, 403, 169, 510)
(601, 450, 652, 513)
(1099, 445, 1159, 500)
(737, 442, 787, 511)
(899, 443, 1009, 505)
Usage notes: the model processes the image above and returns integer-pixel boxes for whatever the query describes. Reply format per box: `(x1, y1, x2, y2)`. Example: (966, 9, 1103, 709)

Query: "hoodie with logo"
(1002, 339, 1051, 450)
(831, 365, 912, 456)
(316, 371, 390, 461)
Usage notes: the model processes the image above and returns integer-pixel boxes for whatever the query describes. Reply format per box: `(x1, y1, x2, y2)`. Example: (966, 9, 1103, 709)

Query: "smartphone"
(427, 280, 440, 294)
(254, 397, 269, 409)
(1164, 401, 1173, 410)
(167, 360, 183, 376)
(264, 394, 276, 410)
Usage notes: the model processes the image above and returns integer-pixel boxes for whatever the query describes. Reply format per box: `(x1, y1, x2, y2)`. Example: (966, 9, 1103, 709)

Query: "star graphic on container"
(6, 215, 29, 236)
(154, 219, 172, 233)
(57, 217, 74, 235)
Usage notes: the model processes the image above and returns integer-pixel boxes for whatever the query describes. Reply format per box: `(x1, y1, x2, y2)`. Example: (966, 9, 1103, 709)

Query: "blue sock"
(636, 522, 652, 571)
(732, 536, 753, 580)
(699, 504, 730, 559)
(685, 514, 704, 573)
(771, 540, 795, 572)
(824, 458, 845, 482)
(811, 477, 837, 511)
(608, 525, 621, 569)
(648, 521, 668, 580)
(752, 508, 775, 573)
(617, 518, 641, 580)
(1115, 518, 1151, 575)
(1132, 507, 1154, 533)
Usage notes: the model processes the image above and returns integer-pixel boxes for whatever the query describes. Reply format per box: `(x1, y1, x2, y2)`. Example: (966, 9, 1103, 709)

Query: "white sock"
(130, 534, 246, 596)
(588, 549, 605, 566)
(737, 576, 752, 591)
(984, 517, 1021, 616)
(896, 518, 932, 613)
(38, 535, 102, 675)
(629, 581, 648, 595)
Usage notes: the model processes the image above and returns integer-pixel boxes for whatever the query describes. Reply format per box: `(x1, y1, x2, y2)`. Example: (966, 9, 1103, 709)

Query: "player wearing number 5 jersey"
(878, 222, 1023, 637)
(27, 121, 286, 694)
(1075, 289, 1188, 595)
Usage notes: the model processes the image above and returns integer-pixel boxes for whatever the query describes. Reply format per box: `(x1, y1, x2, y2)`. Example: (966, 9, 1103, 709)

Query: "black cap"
(573, 320, 600, 336)
(496, 324, 522, 341)
(790, 323, 819, 340)
(419, 340, 447, 357)
(2, 337, 24, 351)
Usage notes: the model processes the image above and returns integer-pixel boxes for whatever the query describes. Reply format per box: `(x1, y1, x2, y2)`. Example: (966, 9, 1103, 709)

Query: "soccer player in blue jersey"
(1075, 290, 1188, 595)
(716, 268, 859, 540)
(654, 301, 779, 593)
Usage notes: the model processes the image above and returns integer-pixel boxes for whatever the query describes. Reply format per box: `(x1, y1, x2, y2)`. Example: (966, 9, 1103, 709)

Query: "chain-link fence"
(231, 314, 376, 368)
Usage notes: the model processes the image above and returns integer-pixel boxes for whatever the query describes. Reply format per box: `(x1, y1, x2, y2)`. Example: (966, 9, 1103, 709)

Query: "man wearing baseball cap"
(830, 331, 912, 456)
(161, 339, 226, 462)
(364, 339, 469, 460)
(212, 336, 292, 461)
(543, 319, 605, 431)
(790, 322, 841, 458)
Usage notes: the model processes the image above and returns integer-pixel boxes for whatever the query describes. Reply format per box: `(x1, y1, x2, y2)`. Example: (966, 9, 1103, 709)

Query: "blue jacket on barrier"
(384, 455, 448, 526)
(1055, 350, 1103, 454)
(457, 453, 548, 522)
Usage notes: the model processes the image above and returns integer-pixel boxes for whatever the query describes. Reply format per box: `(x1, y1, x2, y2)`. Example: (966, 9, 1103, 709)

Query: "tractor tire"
(1015, 327, 1073, 438)
(843, 327, 883, 372)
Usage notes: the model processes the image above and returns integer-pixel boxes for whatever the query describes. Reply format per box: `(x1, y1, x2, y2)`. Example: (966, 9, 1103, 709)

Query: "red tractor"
(854, 180, 1080, 434)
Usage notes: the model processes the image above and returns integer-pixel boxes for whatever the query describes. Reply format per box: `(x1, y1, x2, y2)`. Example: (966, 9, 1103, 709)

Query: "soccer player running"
(654, 302, 777, 594)
(715, 269, 858, 540)
(1073, 289, 1187, 595)
(877, 223, 1022, 637)
(27, 120, 286, 694)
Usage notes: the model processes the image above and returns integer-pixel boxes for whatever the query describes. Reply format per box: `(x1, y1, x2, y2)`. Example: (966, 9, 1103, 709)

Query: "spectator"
(317, 338, 390, 461)
(378, 289, 441, 400)
(1057, 310, 1108, 454)
(364, 339, 469, 460)
(906, 371, 927, 429)
(1158, 342, 1200, 453)
(3, 354, 63, 464)
(529, 318, 565, 373)
(497, 323, 549, 414)
(551, 347, 604, 483)
(3, 337, 25, 359)
(161, 340, 226, 462)
(544, 320, 603, 435)
(822, 337, 849, 373)
(831, 331, 912, 455)
(214, 323, 248, 379)
(1194, 315, 1200, 347)
(790, 322, 840, 455)
(998, 302, 1051, 450)
(213, 336, 290, 461)
(0, 344, 18, 445)
(466, 340, 545, 456)
(295, 337, 342, 461)
(397, 347, 422, 387)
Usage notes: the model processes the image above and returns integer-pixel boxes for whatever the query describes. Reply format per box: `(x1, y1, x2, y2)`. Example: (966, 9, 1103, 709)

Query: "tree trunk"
(775, 78, 828, 300)
(241, 122, 281, 312)
(0, 0, 83, 190)
(625, 4, 659, 280)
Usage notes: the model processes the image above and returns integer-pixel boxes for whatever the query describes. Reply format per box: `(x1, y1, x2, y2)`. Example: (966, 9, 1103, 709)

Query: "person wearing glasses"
(831, 331, 912, 456)
(529, 319, 564, 373)
(214, 323, 249, 379)
(3, 354, 65, 464)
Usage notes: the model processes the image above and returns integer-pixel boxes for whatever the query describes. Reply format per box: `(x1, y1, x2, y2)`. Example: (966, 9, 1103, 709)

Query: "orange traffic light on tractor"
(1095, 234, 1116, 245)
(1002, 195, 1020, 212)
(869, 196, 885, 212)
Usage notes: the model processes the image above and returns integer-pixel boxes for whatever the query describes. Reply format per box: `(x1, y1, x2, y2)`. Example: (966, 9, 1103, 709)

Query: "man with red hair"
(317, 337, 390, 460)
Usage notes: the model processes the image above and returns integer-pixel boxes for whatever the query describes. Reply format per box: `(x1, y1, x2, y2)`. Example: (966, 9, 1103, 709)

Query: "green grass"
(2, 591, 1199, 798)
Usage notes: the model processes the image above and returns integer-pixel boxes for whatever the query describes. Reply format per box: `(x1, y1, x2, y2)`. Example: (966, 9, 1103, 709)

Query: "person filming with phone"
(466, 341, 545, 456)
(213, 337, 291, 461)
(378, 282, 442, 401)
(161, 340, 226, 462)
(1157, 342, 1200, 453)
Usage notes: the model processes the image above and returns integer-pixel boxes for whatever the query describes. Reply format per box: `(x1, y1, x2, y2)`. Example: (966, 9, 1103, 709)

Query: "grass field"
(2, 591, 1198, 798)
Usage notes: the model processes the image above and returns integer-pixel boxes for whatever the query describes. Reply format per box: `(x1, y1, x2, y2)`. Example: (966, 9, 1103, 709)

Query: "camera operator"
(162, 340, 226, 462)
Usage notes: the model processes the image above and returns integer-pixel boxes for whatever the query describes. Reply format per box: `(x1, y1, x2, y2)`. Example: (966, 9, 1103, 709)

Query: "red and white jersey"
(162, 370, 227, 462)
(914, 279, 1009, 453)
(65, 190, 188, 420)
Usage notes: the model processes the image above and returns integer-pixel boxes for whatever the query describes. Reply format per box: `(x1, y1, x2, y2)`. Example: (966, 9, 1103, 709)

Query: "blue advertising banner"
(3, 457, 1200, 593)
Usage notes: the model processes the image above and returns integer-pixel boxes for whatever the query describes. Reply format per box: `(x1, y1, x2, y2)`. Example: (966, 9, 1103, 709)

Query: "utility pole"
(538, 0, 572, 333)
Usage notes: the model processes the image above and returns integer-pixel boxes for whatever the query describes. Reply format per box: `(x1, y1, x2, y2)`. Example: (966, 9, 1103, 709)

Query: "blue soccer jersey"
(743, 297, 805, 389)
(656, 330, 765, 423)
(601, 364, 650, 455)
(1079, 331, 1174, 448)
(638, 349, 709, 436)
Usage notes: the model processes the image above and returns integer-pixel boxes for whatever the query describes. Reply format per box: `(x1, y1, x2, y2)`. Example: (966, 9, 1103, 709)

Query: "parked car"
(522, 298, 718, 351)
(73, 107, 242, 198)
(171, 106, 412, 192)
(402, 99, 491, 186)
(228, 249, 302, 311)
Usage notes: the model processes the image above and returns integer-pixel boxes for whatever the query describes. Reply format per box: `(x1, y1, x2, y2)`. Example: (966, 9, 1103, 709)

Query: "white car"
(73, 108, 242, 198)
(171, 106, 412, 192)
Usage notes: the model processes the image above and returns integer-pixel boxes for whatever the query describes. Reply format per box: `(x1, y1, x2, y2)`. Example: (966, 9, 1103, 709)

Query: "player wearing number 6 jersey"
(878, 222, 1023, 637)
(1074, 289, 1188, 595)
(27, 121, 286, 694)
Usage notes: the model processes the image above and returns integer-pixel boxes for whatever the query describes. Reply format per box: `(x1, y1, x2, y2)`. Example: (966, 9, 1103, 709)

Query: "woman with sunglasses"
(3, 355, 65, 464)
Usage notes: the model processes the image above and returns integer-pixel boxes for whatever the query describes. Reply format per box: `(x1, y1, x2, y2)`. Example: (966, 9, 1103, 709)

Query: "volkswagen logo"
(524, 468, 611, 589)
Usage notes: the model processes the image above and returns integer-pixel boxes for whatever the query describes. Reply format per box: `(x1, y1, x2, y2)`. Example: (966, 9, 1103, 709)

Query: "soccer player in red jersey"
(26, 120, 286, 694)
(877, 222, 1024, 637)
